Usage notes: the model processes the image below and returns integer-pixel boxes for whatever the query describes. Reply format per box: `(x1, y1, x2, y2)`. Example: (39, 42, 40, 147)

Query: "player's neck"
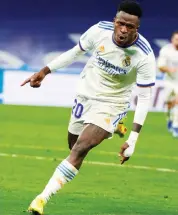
(127, 33, 138, 46)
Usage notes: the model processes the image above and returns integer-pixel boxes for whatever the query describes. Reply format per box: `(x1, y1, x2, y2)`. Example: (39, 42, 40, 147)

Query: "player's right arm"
(157, 46, 177, 74)
(21, 24, 98, 87)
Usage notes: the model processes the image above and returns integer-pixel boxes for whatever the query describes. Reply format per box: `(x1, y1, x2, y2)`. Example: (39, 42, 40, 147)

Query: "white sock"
(172, 105, 178, 128)
(40, 159, 78, 202)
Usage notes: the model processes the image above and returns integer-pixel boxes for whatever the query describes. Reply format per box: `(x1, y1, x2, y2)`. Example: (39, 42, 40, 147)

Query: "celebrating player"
(21, 1, 156, 214)
(157, 31, 178, 137)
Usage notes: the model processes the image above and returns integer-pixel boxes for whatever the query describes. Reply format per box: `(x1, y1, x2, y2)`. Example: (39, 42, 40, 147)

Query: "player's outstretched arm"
(21, 23, 99, 88)
(21, 45, 85, 87)
(119, 86, 153, 164)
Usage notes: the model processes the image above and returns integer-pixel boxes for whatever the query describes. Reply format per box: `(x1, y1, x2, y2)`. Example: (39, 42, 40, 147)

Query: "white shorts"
(164, 81, 178, 102)
(68, 95, 127, 135)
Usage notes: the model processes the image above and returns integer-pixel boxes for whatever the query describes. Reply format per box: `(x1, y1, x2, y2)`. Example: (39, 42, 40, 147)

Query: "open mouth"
(119, 35, 126, 41)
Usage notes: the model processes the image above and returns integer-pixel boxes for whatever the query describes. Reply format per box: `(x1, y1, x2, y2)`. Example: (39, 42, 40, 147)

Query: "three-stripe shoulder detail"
(98, 21, 114, 31)
(135, 38, 152, 55)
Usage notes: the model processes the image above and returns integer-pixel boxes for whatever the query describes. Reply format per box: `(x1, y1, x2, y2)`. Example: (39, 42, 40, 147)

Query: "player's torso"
(82, 28, 147, 92)
(90, 31, 139, 86)
(164, 44, 178, 81)
(77, 21, 153, 104)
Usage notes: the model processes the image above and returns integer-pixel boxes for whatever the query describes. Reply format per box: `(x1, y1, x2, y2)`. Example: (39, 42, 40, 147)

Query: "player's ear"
(137, 19, 140, 30)
(136, 24, 140, 31)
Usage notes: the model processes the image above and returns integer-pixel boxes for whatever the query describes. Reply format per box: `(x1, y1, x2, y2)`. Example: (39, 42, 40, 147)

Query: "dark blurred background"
(0, 0, 177, 108)
(0, 0, 178, 68)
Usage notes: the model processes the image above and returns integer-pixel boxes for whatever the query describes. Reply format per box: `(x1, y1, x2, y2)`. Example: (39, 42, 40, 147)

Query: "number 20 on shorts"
(72, 99, 84, 119)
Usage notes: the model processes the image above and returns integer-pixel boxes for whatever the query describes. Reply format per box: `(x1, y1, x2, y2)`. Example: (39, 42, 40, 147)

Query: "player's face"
(171, 33, 178, 50)
(113, 11, 139, 46)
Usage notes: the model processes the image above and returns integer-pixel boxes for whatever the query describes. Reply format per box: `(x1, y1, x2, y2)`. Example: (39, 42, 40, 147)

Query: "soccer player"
(21, 1, 156, 214)
(157, 31, 178, 137)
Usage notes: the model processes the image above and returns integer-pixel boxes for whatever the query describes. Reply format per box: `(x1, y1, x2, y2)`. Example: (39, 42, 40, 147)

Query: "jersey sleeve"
(157, 46, 168, 68)
(136, 52, 156, 87)
(79, 24, 99, 52)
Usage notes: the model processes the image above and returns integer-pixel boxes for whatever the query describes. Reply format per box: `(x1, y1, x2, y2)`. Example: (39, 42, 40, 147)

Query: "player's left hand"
(119, 142, 130, 165)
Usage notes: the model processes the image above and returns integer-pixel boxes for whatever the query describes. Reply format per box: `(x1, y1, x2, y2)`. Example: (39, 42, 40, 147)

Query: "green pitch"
(0, 104, 178, 215)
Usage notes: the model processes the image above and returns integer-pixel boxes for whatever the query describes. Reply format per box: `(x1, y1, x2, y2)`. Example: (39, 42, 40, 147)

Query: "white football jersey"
(76, 21, 156, 108)
(157, 43, 178, 82)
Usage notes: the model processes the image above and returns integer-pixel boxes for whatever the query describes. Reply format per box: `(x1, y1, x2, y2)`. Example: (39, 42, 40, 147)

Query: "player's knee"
(72, 136, 98, 157)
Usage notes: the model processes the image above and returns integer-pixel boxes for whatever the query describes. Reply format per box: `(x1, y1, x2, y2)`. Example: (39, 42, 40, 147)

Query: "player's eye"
(118, 21, 125, 26)
(126, 24, 134, 29)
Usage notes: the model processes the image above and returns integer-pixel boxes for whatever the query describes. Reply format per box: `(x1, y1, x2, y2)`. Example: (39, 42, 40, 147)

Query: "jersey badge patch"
(122, 55, 131, 67)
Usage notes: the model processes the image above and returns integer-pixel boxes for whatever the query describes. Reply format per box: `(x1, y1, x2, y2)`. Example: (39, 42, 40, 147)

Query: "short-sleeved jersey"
(76, 21, 156, 108)
(157, 43, 178, 82)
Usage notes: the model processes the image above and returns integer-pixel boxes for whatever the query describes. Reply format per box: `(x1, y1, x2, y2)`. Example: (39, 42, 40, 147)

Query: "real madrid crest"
(122, 55, 131, 67)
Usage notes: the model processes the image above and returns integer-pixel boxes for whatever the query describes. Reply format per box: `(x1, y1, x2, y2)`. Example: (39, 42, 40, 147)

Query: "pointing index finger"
(20, 78, 31, 86)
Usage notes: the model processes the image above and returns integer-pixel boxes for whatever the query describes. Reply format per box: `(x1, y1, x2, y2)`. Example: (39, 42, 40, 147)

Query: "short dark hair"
(172, 31, 178, 37)
(118, 0, 143, 18)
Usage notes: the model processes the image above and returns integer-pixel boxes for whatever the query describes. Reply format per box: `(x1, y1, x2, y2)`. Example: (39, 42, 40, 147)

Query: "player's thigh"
(71, 123, 109, 153)
(71, 108, 127, 154)
(68, 131, 78, 150)
(68, 103, 127, 167)
(68, 124, 109, 169)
